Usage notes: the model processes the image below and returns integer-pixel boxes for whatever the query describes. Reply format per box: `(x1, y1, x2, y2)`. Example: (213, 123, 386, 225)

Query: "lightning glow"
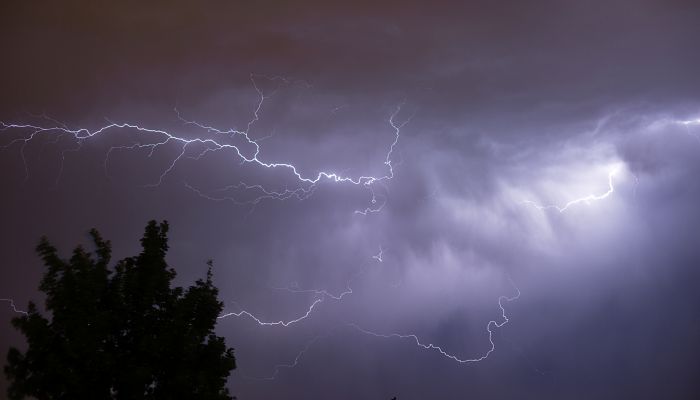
(522, 165, 622, 213)
(677, 117, 700, 143)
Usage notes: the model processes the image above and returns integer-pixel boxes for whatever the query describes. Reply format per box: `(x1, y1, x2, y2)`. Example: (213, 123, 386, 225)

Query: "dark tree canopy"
(5, 221, 236, 399)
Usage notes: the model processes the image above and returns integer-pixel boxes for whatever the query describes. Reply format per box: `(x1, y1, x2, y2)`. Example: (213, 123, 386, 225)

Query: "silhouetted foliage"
(5, 221, 236, 399)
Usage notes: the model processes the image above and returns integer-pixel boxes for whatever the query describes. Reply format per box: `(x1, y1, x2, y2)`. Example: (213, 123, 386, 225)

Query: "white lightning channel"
(1, 75, 408, 210)
(218, 251, 377, 326)
(217, 298, 324, 327)
(372, 246, 384, 263)
(522, 166, 620, 213)
(348, 279, 521, 364)
(242, 330, 335, 381)
(1, 298, 28, 315)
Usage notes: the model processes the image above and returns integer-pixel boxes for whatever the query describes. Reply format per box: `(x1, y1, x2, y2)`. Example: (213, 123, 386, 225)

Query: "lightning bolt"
(1, 298, 28, 315)
(216, 278, 354, 326)
(517, 113, 700, 214)
(241, 330, 335, 381)
(677, 117, 700, 144)
(183, 181, 317, 206)
(0, 78, 412, 383)
(218, 250, 382, 326)
(522, 165, 620, 213)
(242, 275, 519, 379)
(217, 298, 324, 327)
(222, 252, 389, 380)
(372, 246, 384, 263)
(0, 75, 408, 212)
(348, 278, 521, 363)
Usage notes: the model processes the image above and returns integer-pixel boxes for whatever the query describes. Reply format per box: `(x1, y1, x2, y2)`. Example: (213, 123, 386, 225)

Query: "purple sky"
(2, 1, 700, 398)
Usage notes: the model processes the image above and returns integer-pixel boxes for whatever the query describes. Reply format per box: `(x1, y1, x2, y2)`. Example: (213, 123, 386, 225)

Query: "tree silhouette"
(5, 220, 236, 399)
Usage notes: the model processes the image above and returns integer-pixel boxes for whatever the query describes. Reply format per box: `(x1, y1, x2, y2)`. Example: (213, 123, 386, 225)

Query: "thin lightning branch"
(242, 334, 326, 381)
(55, 139, 83, 186)
(238, 254, 382, 380)
(271, 282, 354, 301)
(1, 298, 28, 315)
(218, 254, 373, 326)
(241, 326, 341, 381)
(372, 246, 384, 263)
(517, 114, 697, 214)
(348, 279, 520, 364)
(245, 276, 516, 381)
(354, 184, 388, 215)
(354, 105, 410, 215)
(217, 298, 324, 327)
(522, 166, 620, 213)
(183, 181, 317, 205)
(26, 111, 70, 130)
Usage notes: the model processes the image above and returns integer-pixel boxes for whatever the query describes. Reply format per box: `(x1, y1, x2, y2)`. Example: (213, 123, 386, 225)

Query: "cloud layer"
(2, 1, 700, 398)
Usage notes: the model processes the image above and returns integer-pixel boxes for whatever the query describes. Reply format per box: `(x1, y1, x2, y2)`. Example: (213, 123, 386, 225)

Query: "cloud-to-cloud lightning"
(522, 165, 622, 213)
(0, 75, 407, 211)
(239, 277, 520, 380)
(219, 251, 382, 328)
(348, 279, 521, 364)
(217, 277, 354, 327)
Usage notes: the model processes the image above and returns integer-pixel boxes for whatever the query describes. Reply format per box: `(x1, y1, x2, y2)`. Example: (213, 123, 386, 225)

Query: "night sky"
(2, 1, 700, 398)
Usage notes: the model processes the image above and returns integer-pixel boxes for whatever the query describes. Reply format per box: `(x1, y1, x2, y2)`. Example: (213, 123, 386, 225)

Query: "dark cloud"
(2, 1, 700, 398)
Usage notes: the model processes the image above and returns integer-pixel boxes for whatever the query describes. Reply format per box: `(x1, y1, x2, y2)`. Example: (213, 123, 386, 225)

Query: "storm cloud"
(2, 1, 699, 398)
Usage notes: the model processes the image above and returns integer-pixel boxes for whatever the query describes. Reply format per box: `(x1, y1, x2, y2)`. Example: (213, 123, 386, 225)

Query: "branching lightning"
(348, 278, 521, 363)
(223, 253, 393, 379)
(0, 74, 408, 211)
(0, 77, 418, 384)
(216, 277, 353, 327)
(240, 276, 520, 380)
(218, 251, 381, 327)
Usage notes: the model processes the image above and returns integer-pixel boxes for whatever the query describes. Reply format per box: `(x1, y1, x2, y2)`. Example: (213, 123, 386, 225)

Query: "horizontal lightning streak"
(522, 166, 620, 213)
(218, 253, 380, 327)
(1, 75, 407, 210)
(217, 298, 324, 327)
(348, 280, 520, 364)
(271, 283, 354, 301)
